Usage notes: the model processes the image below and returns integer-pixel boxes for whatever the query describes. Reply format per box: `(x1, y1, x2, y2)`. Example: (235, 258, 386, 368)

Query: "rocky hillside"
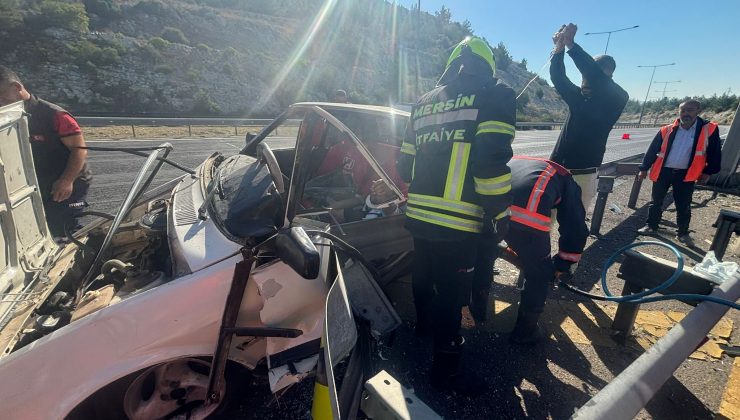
(0, 0, 567, 118)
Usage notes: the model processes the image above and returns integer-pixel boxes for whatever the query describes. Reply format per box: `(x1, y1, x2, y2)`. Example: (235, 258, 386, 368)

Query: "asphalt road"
(84, 127, 658, 214)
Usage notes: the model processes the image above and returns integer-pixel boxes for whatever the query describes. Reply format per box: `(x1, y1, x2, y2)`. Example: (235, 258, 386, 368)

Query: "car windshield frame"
(283, 105, 406, 223)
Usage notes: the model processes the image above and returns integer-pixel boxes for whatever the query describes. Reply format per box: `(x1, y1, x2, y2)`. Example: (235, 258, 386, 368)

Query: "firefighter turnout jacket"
(509, 157, 589, 270)
(397, 76, 516, 241)
(640, 117, 722, 182)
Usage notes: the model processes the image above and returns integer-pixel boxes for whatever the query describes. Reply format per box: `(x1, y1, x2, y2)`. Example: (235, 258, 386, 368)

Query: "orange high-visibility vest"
(649, 119, 718, 182)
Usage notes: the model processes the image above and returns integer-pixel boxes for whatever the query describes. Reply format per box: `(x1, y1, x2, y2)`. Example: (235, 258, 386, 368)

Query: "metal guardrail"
(77, 117, 277, 127)
(77, 116, 664, 130)
(79, 118, 660, 138)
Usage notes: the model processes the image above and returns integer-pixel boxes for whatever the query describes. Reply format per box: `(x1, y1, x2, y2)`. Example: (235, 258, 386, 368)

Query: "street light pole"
(655, 80, 681, 99)
(637, 63, 676, 124)
(584, 25, 639, 54)
(652, 83, 680, 124)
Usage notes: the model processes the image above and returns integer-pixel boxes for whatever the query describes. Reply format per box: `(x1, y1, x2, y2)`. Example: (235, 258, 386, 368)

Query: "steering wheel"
(257, 142, 285, 194)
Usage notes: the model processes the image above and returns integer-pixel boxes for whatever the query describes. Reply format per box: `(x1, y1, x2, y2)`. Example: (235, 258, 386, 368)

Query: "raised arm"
(550, 25, 582, 106)
(567, 43, 611, 89)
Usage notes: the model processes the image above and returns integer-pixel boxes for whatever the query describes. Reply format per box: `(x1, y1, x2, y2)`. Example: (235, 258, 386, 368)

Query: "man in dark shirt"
(0, 66, 92, 238)
(549, 23, 629, 209)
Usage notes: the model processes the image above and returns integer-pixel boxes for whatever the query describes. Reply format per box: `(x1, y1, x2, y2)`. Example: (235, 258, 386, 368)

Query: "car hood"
(0, 102, 58, 317)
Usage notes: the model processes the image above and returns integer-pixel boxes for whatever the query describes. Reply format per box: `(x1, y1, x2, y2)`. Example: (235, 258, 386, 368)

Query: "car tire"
(66, 358, 252, 420)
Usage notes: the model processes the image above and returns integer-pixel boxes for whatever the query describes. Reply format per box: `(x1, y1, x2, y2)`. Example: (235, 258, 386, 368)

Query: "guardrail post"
(610, 281, 645, 342)
(234, 126, 238, 136)
(131, 125, 136, 138)
(590, 176, 615, 236)
(188, 125, 192, 137)
(627, 174, 643, 209)
(709, 209, 740, 260)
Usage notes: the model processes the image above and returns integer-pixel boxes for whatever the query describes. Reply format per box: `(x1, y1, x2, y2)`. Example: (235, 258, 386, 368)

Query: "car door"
(287, 107, 413, 282)
(0, 102, 58, 328)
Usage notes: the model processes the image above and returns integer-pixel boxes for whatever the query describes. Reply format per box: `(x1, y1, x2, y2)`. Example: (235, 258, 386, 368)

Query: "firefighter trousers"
(474, 224, 554, 314)
(412, 237, 477, 348)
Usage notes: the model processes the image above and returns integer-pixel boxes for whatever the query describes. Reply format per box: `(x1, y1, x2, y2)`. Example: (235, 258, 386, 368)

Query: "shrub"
(196, 43, 211, 51)
(192, 90, 221, 115)
(222, 46, 238, 58)
(141, 43, 162, 61)
(517, 92, 530, 111)
(33, 0, 90, 33)
(535, 88, 544, 100)
(154, 64, 174, 74)
(68, 40, 121, 66)
(132, 0, 166, 15)
(84, 0, 121, 19)
(148, 37, 170, 50)
(0, 0, 23, 31)
(161, 27, 188, 44)
(186, 69, 200, 81)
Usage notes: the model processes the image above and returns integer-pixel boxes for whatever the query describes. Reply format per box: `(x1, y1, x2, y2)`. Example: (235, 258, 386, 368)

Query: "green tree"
(0, 0, 23, 31)
(192, 90, 221, 115)
(83, 0, 121, 19)
(161, 27, 189, 45)
(33, 0, 90, 33)
(68, 40, 121, 66)
(435, 6, 451, 24)
(148, 37, 170, 50)
(491, 42, 512, 70)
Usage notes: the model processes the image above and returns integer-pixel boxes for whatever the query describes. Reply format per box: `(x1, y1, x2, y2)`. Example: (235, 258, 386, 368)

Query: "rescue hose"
(516, 52, 554, 100)
(561, 241, 740, 310)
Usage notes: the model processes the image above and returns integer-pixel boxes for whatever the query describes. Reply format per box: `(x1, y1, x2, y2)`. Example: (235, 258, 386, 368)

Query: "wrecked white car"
(0, 102, 414, 419)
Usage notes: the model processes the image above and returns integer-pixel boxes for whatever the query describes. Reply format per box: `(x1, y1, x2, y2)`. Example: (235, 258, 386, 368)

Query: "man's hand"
(51, 177, 74, 202)
(369, 179, 395, 205)
(552, 24, 566, 53)
(562, 23, 577, 48)
(638, 170, 648, 181)
(699, 174, 711, 184)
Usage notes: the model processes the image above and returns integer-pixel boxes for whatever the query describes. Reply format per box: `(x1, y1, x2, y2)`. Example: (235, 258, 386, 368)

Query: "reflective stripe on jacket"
(508, 157, 588, 263)
(649, 119, 718, 182)
(397, 75, 516, 240)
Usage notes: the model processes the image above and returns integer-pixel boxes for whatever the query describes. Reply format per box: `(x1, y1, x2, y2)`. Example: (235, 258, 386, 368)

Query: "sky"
(398, 0, 739, 101)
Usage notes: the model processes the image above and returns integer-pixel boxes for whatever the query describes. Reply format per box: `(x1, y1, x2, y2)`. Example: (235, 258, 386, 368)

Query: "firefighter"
(397, 37, 515, 395)
(471, 157, 589, 344)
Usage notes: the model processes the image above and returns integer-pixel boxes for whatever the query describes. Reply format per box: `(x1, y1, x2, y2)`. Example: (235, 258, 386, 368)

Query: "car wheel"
(122, 358, 224, 420)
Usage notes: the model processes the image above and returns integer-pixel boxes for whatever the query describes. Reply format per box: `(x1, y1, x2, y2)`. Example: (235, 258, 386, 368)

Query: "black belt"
(570, 167, 598, 175)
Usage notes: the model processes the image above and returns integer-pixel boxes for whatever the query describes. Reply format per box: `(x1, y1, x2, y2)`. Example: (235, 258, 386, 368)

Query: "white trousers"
(572, 171, 598, 212)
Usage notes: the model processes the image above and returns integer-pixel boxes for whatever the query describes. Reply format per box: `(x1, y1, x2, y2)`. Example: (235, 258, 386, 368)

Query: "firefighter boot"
(430, 337, 488, 396)
(509, 310, 543, 345)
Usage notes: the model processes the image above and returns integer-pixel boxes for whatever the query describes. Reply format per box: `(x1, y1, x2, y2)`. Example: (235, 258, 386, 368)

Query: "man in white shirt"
(636, 100, 722, 245)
